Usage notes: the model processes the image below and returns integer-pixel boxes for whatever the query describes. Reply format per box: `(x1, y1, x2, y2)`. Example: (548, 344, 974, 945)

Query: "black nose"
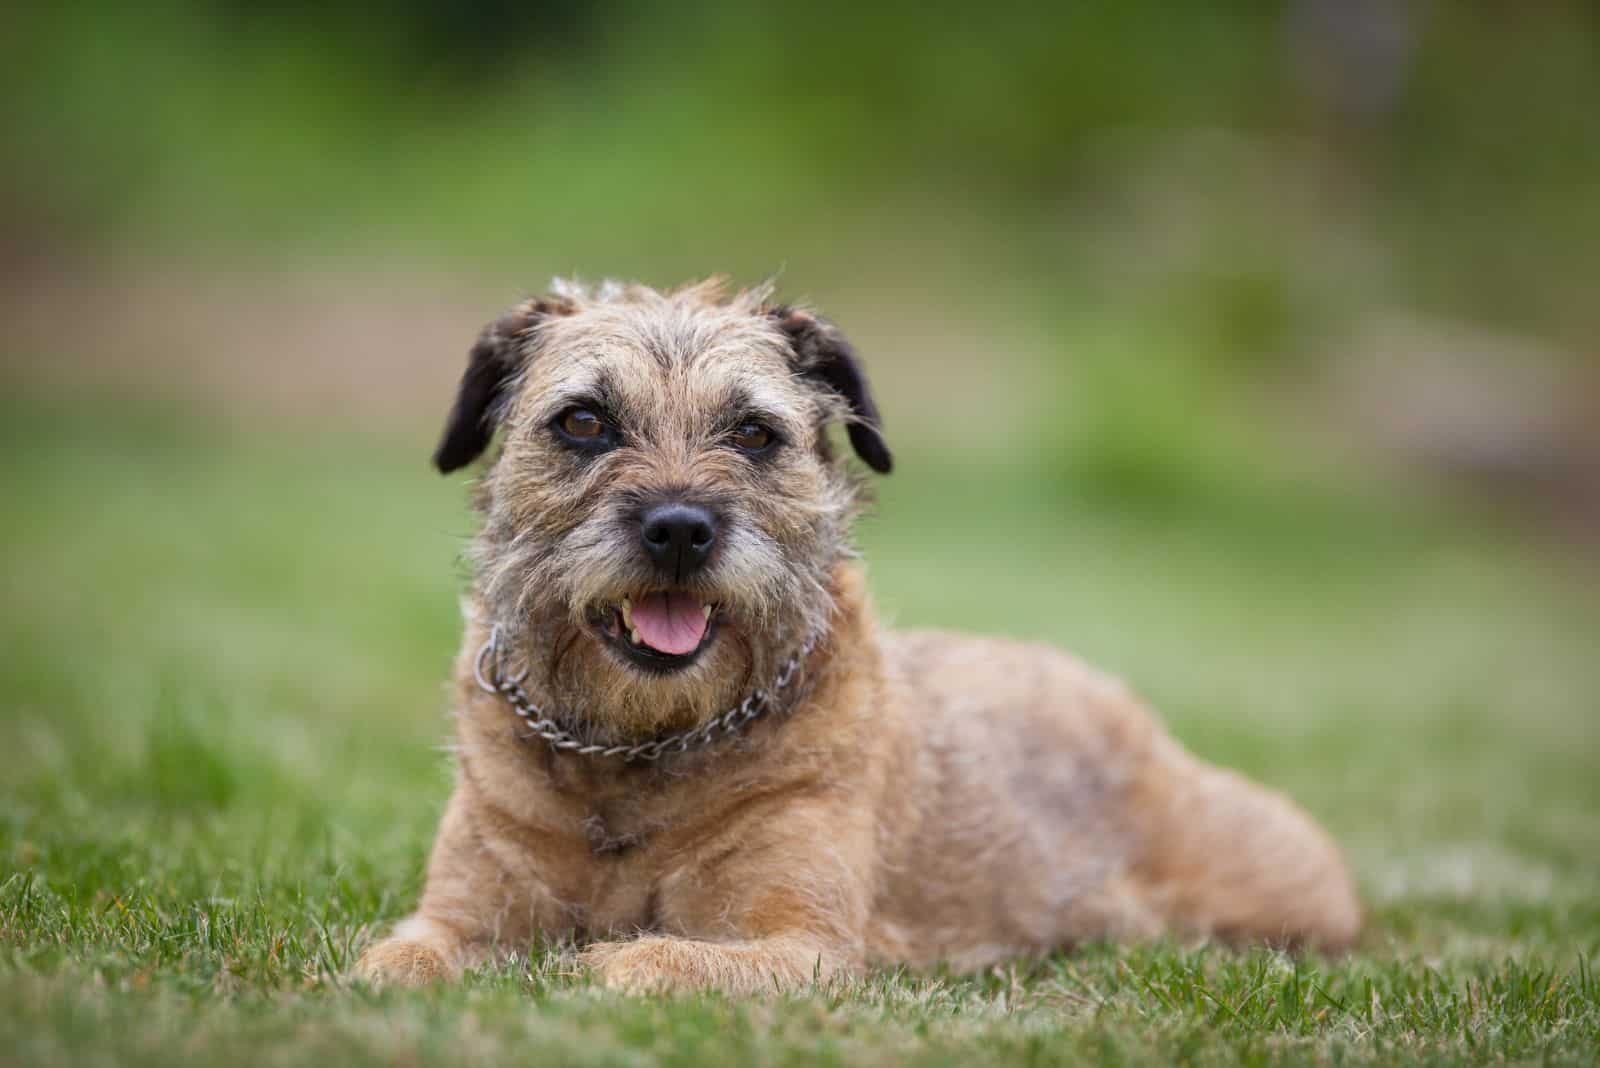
(639, 502, 717, 578)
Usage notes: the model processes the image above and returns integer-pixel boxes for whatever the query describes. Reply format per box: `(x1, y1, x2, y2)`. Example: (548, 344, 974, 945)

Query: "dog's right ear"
(433, 299, 564, 474)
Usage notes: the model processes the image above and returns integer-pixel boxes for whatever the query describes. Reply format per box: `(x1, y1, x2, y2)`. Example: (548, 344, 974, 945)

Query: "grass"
(2, 385, 1597, 1065)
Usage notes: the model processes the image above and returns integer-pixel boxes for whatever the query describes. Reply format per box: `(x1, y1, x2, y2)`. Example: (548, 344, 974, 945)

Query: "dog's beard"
(473, 507, 839, 742)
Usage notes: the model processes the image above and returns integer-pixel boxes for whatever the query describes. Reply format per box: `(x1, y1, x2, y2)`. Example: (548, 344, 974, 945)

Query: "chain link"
(473, 625, 821, 762)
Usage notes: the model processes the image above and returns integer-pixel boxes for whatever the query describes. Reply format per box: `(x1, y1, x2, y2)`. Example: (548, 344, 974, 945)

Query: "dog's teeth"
(703, 604, 713, 620)
(629, 626, 642, 645)
(621, 597, 632, 628)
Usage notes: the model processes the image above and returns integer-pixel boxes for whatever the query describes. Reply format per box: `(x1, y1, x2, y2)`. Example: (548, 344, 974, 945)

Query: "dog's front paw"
(581, 935, 836, 995)
(580, 937, 713, 994)
(354, 938, 457, 988)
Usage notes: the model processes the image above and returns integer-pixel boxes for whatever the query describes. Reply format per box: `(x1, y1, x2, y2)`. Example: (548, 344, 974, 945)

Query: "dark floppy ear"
(433, 299, 556, 473)
(771, 307, 893, 474)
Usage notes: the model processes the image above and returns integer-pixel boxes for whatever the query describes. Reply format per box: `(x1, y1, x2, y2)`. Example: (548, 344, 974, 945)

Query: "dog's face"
(433, 281, 891, 738)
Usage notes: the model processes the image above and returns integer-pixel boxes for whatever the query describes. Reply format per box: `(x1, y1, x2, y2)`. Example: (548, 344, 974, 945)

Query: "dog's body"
(356, 281, 1359, 993)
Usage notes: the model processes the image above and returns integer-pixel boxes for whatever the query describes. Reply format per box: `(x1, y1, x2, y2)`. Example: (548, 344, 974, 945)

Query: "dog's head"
(434, 279, 891, 737)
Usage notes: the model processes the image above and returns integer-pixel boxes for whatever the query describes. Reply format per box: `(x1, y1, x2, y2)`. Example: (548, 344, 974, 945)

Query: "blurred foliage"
(6, 1, 1598, 350)
(4, 1, 1597, 539)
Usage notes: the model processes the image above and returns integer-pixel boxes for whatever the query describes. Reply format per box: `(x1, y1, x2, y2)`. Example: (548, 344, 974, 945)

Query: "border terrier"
(355, 279, 1360, 994)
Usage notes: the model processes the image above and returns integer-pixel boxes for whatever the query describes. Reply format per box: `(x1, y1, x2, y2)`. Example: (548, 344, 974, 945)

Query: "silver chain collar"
(473, 624, 821, 763)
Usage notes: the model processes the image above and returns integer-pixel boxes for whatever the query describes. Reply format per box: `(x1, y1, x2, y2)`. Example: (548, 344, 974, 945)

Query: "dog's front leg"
(355, 788, 551, 987)
(581, 802, 872, 995)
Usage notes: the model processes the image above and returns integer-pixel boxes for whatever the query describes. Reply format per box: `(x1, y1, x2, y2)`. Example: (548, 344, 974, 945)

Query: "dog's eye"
(729, 423, 776, 454)
(553, 407, 616, 449)
(561, 409, 603, 438)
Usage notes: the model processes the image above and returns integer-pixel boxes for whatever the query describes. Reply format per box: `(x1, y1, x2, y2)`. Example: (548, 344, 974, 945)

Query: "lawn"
(2, 385, 1596, 1066)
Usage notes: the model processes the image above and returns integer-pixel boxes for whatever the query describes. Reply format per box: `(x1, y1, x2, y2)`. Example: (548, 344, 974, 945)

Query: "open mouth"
(595, 591, 720, 673)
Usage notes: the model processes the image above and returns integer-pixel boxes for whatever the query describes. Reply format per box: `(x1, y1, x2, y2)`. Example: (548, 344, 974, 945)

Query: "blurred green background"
(2, 3, 1598, 1064)
(5, 2, 1599, 525)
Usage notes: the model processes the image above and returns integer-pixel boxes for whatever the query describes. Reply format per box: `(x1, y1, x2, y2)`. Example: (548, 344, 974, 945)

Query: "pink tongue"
(630, 592, 708, 656)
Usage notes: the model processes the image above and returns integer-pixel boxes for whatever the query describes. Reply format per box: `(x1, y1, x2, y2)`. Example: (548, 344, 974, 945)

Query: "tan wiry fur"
(355, 280, 1361, 994)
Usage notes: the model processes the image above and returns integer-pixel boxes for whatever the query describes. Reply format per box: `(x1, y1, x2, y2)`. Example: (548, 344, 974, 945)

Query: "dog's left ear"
(433, 298, 564, 474)
(771, 307, 893, 474)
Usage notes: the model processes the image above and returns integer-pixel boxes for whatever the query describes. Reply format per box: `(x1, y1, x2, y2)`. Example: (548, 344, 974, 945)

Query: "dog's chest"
(511, 749, 788, 936)
(550, 753, 795, 937)
(542, 799, 688, 933)
(580, 809, 651, 858)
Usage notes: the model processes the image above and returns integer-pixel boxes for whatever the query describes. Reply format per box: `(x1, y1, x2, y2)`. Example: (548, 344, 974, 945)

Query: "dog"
(354, 279, 1360, 994)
